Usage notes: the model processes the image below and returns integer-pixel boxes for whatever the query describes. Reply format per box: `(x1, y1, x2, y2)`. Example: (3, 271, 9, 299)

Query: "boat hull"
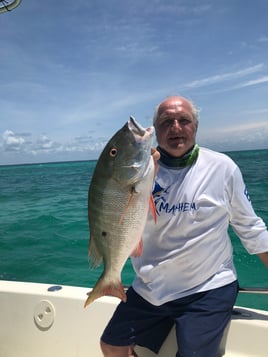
(1, 280, 268, 356)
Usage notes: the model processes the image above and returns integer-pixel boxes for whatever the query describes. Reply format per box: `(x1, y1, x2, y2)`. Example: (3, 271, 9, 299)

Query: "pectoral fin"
(119, 187, 136, 225)
(131, 239, 143, 257)
(150, 194, 157, 223)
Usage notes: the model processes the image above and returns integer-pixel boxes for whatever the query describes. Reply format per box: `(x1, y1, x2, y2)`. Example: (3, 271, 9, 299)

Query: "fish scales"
(84, 117, 155, 307)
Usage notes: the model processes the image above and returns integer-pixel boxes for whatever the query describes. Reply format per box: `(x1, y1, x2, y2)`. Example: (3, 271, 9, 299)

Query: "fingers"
(151, 147, 160, 160)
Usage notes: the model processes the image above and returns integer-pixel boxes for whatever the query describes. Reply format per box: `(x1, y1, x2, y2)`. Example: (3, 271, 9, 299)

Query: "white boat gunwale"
(1, 280, 268, 357)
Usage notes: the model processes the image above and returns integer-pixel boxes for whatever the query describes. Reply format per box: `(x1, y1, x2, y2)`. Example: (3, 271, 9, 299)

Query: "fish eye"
(109, 147, 118, 157)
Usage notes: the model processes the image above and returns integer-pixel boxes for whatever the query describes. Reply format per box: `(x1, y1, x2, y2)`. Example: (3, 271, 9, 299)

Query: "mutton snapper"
(84, 117, 156, 308)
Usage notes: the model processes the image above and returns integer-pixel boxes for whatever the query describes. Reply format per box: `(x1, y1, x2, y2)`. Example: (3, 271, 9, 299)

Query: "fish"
(84, 116, 156, 308)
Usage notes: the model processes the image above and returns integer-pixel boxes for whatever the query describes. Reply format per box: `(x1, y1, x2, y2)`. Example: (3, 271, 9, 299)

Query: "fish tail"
(84, 278, 126, 308)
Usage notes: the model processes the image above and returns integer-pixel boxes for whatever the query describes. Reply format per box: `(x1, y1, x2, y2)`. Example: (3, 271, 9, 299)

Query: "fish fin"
(88, 235, 103, 268)
(131, 239, 143, 257)
(118, 187, 136, 225)
(150, 194, 157, 223)
(84, 277, 126, 308)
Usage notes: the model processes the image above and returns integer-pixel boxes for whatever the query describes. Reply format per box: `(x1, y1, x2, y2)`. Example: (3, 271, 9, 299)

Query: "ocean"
(0, 149, 267, 310)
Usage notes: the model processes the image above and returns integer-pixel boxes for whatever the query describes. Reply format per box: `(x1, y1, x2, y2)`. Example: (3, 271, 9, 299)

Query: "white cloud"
(1, 1, 268, 164)
(243, 108, 268, 115)
(0, 129, 108, 165)
(220, 121, 268, 133)
(185, 64, 264, 89)
(258, 36, 268, 43)
(198, 121, 268, 151)
(235, 76, 268, 88)
(36, 135, 61, 151)
(2, 130, 25, 151)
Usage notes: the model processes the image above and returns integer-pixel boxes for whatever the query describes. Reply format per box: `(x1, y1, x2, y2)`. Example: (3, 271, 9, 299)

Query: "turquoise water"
(0, 149, 267, 310)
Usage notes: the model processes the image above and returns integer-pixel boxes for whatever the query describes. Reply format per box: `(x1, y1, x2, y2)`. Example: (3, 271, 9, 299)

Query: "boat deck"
(1, 281, 268, 356)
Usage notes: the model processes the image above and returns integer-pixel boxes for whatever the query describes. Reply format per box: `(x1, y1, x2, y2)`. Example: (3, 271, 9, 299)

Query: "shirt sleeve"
(228, 166, 268, 254)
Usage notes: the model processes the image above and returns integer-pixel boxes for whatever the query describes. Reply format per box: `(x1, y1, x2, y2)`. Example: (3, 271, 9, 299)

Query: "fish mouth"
(129, 116, 154, 137)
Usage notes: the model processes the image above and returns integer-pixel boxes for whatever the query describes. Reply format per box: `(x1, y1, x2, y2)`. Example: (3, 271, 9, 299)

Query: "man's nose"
(171, 119, 182, 129)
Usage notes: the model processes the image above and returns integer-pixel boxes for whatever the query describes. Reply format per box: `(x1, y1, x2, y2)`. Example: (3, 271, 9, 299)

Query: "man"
(100, 96, 268, 357)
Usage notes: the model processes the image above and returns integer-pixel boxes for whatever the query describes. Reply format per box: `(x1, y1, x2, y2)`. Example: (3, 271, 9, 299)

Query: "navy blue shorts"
(101, 281, 239, 357)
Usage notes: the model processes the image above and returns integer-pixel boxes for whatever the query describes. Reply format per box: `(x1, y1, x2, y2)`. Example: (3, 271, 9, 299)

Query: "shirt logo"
(153, 181, 197, 216)
(244, 187, 251, 202)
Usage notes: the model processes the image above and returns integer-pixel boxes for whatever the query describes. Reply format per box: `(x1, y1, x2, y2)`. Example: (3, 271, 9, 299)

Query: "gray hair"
(153, 96, 200, 124)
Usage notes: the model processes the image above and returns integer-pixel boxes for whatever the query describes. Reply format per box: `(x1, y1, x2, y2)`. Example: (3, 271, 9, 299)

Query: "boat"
(1, 280, 268, 356)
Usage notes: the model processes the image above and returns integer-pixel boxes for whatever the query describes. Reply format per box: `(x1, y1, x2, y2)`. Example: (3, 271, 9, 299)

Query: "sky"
(0, 0, 268, 165)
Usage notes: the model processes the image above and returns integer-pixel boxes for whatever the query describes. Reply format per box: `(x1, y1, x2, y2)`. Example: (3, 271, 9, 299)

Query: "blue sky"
(1, 0, 268, 165)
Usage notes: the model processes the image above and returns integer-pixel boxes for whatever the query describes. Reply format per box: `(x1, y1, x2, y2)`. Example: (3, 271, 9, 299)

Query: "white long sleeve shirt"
(131, 147, 268, 305)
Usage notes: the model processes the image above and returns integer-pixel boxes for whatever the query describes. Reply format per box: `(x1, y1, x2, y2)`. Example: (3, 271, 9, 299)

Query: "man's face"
(155, 97, 198, 157)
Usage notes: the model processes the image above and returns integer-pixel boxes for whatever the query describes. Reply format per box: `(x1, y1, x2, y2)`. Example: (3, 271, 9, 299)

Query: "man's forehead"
(158, 99, 192, 116)
(159, 106, 186, 116)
